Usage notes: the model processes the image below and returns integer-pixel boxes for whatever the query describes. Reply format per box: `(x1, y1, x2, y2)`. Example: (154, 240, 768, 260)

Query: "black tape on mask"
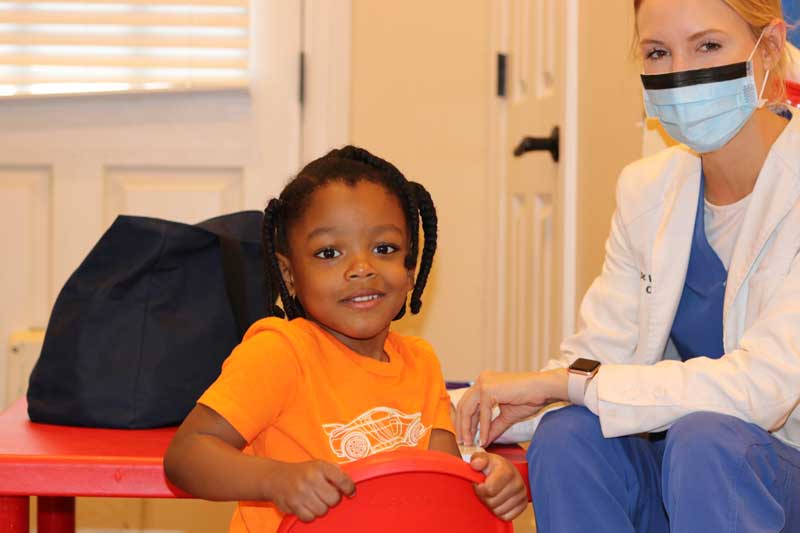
(641, 61, 748, 90)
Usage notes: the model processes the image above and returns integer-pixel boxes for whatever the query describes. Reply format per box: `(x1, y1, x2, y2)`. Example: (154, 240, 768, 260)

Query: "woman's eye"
(645, 47, 668, 61)
(698, 41, 721, 53)
(314, 248, 341, 259)
(374, 244, 397, 255)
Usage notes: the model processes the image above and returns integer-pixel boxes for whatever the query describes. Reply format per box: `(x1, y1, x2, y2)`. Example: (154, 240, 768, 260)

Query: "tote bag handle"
(219, 235, 252, 340)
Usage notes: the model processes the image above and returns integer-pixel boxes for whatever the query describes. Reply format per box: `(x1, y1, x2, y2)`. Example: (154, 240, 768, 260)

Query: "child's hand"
(470, 452, 528, 522)
(268, 459, 356, 522)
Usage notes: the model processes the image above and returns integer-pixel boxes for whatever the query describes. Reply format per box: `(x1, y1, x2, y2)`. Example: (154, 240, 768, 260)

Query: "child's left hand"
(470, 451, 528, 522)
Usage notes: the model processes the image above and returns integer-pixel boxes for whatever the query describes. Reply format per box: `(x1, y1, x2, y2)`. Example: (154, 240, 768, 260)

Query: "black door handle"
(513, 126, 560, 162)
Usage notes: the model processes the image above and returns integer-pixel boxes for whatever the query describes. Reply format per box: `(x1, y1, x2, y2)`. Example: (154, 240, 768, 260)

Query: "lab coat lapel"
(647, 161, 701, 359)
(723, 118, 800, 348)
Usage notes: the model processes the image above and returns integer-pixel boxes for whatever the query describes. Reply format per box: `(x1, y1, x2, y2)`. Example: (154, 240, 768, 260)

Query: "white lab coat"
(539, 112, 800, 447)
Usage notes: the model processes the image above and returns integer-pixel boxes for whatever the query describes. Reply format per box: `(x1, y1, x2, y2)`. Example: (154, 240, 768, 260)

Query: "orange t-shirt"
(197, 317, 454, 532)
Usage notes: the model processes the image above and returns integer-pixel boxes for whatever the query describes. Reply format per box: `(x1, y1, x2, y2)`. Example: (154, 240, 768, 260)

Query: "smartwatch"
(567, 358, 601, 406)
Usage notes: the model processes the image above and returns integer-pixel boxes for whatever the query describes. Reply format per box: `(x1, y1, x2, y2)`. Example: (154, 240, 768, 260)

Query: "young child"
(164, 146, 527, 531)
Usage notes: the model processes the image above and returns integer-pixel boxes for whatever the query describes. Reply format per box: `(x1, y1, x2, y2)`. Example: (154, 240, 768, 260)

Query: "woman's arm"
(164, 404, 354, 521)
(595, 250, 800, 437)
(455, 368, 567, 446)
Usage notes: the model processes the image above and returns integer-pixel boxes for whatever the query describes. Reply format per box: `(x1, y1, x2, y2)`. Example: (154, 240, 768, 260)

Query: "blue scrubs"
(669, 169, 726, 360)
(527, 171, 800, 532)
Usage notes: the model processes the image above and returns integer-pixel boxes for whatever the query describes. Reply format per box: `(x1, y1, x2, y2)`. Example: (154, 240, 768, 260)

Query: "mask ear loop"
(748, 28, 771, 107)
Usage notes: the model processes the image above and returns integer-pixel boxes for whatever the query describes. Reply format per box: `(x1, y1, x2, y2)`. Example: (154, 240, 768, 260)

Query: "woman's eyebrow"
(687, 28, 726, 41)
(639, 37, 666, 47)
(639, 29, 725, 47)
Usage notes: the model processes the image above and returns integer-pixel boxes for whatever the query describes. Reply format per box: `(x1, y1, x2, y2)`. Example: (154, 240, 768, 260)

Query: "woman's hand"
(470, 452, 528, 521)
(455, 369, 568, 446)
(266, 459, 356, 522)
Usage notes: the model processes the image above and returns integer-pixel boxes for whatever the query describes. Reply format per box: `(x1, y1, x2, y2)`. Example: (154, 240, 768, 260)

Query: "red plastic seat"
(277, 448, 513, 532)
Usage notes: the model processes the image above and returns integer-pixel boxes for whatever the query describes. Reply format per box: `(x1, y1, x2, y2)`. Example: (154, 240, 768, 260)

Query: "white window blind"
(0, 0, 249, 97)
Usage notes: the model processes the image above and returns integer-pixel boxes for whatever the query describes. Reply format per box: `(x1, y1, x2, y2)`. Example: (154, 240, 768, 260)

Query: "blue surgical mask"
(641, 31, 770, 153)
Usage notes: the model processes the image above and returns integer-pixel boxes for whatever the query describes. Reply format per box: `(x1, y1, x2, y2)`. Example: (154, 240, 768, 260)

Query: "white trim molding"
(301, 0, 352, 164)
(486, 0, 578, 371)
(486, 0, 509, 372)
(562, 0, 578, 339)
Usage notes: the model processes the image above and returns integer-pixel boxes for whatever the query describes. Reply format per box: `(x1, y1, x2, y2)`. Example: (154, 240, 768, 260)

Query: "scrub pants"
(527, 406, 800, 532)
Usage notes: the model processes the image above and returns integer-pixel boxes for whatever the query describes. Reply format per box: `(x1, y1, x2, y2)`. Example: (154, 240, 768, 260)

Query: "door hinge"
(299, 51, 306, 106)
(497, 53, 507, 98)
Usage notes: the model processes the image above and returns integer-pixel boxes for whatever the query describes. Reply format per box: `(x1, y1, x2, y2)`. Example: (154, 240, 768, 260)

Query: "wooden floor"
(513, 504, 536, 532)
(29, 497, 537, 532)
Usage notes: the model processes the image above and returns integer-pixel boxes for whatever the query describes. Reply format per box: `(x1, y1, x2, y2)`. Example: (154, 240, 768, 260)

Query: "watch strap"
(568, 371, 591, 406)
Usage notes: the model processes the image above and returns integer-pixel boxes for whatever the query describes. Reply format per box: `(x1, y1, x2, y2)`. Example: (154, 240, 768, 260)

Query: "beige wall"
(351, 1, 645, 374)
(350, 1, 492, 380)
(575, 2, 644, 304)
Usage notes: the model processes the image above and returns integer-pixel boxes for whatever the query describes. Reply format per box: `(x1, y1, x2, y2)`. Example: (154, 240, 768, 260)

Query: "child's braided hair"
(262, 145, 437, 321)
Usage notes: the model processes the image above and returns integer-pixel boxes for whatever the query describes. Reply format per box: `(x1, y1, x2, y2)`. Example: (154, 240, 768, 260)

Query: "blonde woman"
(456, 0, 800, 531)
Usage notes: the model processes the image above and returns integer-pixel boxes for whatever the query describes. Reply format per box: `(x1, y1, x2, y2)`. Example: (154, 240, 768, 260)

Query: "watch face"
(570, 358, 600, 373)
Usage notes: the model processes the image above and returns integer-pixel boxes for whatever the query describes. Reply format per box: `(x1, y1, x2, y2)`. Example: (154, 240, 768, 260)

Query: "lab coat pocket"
(744, 272, 783, 330)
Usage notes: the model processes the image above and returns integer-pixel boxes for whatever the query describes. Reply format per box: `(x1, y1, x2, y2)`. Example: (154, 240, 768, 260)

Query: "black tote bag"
(27, 211, 265, 429)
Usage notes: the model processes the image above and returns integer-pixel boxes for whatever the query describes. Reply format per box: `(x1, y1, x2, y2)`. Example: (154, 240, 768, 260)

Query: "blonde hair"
(634, 0, 792, 103)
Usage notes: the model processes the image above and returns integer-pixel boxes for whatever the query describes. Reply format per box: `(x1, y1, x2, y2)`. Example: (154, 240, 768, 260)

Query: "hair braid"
(262, 199, 286, 318)
(263, 198, 307, 320)
(409, 181, 437, 314)
(393, 181, 423, 320)
(286, 290, 306, 320)
(402, 181, 420, 270)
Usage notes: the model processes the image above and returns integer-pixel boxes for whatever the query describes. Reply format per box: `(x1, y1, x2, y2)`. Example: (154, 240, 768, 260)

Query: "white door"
(0, 2, 303, 531)
(0, 1, 302, 406)
(493, 0, 572, 372)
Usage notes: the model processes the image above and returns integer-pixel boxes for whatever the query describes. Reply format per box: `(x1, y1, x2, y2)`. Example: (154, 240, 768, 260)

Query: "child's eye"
(645, 47, 669, 61)
(698, 40, 721, 53)
(314, 248, 341, 259)
(373, 243, 398, 255)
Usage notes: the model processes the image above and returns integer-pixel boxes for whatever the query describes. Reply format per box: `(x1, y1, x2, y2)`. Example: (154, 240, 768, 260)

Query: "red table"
(0, 398, 530, 533)
(0, 398, 187, 533)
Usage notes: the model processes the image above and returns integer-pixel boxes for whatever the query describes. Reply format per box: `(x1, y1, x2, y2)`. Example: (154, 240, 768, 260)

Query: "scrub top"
(669, 108, 793, 360)
(669, 169, 726, 361)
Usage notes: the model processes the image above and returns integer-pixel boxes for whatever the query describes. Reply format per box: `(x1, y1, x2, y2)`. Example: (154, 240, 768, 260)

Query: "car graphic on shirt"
(322, 407, 430, 462)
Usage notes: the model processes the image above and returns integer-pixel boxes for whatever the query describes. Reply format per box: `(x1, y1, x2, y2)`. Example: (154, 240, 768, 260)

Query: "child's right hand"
(470, 451, 528, 521)
(267, 459, 356, 522)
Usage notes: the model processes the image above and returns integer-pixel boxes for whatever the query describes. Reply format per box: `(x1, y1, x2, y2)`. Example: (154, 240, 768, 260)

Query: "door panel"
(501, 0, 564, 372)
(0, 1, 301, 405)
(104, 166, 245, 226)
(0, 3, 301, 531)
(0, 166, 50, 408)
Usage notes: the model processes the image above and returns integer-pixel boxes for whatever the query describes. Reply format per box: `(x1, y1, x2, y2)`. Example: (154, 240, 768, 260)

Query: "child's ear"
(276, 253, 295, 296)
(405, 268, 415, 292)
